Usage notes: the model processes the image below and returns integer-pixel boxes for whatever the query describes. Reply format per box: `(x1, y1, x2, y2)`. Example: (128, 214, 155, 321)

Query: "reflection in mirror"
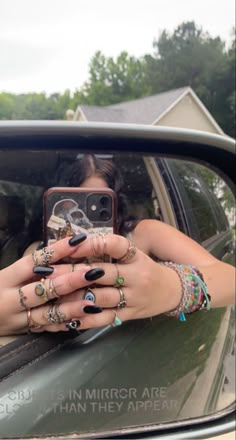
(0, 149, 235, 438)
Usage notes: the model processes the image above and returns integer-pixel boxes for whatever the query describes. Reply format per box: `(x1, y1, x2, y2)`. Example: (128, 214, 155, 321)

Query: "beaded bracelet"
(161, 262, 211, 321)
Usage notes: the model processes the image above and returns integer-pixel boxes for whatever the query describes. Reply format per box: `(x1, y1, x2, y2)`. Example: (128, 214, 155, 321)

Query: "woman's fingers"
(30, 307, 131, 333)
(1, 233, 137, 290)
(10, 266, 105, 312)
(1, 233, 88, 288)
(49, 261, 132, 287)
(70, 234, 138, 264)
(15, 299, 97, 330)
(60, 286, 131, 309)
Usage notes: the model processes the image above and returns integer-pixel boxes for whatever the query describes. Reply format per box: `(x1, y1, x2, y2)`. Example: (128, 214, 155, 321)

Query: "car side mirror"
(0, 121, 235, 440)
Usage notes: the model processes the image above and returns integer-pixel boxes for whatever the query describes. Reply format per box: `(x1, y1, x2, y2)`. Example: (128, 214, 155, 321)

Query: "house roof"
(75, 86, 224, 134)
(77, 86, 190, 124)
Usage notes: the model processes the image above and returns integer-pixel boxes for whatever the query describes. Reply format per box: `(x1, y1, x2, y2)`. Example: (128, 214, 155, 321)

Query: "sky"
(0, 0, 235, 95)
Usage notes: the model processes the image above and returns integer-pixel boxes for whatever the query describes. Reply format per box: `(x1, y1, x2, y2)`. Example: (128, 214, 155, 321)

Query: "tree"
(79, 51, 149, 106)
(0, 21, 234, 136)
(0, 94, 15, 119)
(146, 22, 235, 135)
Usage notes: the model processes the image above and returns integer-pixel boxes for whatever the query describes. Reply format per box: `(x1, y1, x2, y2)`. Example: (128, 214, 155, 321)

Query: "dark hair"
(57, 155, 137, 234)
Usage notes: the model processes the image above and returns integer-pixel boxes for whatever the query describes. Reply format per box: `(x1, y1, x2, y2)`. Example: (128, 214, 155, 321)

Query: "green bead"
(116, 277, 124, 285)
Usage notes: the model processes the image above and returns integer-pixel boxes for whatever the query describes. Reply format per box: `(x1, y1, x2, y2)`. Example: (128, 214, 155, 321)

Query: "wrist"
(159, 262, 211, 320)
(158, 264, 182, 314)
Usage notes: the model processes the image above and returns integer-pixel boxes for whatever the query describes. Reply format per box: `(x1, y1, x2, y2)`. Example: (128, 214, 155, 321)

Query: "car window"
(0, 180, 44, 269)
(162, 159, 231, 243)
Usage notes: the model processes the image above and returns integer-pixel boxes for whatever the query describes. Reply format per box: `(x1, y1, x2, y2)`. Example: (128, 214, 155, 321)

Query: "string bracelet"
(161, 262, 211, 321)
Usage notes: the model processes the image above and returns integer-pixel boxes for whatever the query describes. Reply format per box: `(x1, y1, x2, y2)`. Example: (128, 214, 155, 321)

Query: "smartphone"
(43, 187, 117, 262)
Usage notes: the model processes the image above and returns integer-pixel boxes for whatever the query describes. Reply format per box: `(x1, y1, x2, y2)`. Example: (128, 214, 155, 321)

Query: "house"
(69, 86, 224, 134)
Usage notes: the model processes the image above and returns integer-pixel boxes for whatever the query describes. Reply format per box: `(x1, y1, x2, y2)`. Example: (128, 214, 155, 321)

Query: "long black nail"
(69, 233, 87, 247)
(83, 305, 102, 314)
(65, 320, 81, 330)
(85, 268, 105, 281)
(33, 266, 54, 275)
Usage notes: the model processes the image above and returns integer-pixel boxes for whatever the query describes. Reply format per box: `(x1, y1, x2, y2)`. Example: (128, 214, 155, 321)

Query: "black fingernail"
(85, 268, 105, 281)
(69, 233, 87, 247)
(65, 320, 81, 330)
(83, 305, 102, 314)
(33, 266, 54, 275)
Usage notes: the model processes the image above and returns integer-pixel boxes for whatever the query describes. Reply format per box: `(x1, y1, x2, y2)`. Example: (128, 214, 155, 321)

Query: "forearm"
(198, 261, 235, 308)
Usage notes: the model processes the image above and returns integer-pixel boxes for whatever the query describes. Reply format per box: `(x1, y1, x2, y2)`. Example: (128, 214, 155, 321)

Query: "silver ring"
(32, 247, 54, 267)
(116, 287, 127, 309)
(47, 304, 65, 324)
(111, 310, 122, 327)
(66, 320, 80, 330)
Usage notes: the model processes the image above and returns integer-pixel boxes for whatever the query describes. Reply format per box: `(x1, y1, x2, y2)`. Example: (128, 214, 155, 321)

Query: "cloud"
(0, 38, 57, 81)
(0, 0, 234, 93)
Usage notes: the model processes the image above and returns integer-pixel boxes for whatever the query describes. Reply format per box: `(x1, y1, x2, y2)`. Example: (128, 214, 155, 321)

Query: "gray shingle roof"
(78, 86, 190, 124)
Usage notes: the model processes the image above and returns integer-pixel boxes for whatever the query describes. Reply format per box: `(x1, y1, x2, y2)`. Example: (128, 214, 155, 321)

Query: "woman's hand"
(51, 233, 183, 330)
(0, 233, 107, 336)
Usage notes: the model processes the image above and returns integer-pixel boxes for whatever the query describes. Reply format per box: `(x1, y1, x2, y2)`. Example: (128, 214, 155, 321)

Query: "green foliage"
(0, 22, 235, 135)
(148, 22, 235, 136)
(0, 90, 73, 120)
(79, 51, 149, 106)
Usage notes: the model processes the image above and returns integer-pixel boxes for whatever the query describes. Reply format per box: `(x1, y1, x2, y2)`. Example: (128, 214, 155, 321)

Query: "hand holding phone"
(43, 187, 117, 262)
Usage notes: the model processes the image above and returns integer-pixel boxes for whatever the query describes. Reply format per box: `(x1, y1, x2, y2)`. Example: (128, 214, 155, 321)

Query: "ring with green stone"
(111, 310, 122, 327)
(114, 264, 124, 287)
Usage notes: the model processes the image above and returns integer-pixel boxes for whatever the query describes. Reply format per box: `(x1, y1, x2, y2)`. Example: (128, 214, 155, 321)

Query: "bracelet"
(161, 262, 211, 321)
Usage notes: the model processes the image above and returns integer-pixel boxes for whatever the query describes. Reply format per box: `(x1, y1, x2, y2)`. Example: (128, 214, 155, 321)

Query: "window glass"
(164, 159, 230, 242)
(0, 180, 43, 268)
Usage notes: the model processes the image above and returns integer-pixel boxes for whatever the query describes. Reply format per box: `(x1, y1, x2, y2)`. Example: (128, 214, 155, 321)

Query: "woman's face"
(80, 175, 108, 189)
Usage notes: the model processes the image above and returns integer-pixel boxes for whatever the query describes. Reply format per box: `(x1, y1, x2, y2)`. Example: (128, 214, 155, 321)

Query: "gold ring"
(27, 309, 42, 330)
(99, 233, 107, 257)
(48, 279, 59, 299)
(118, 240, 136, 263)
(91, 235, 99, 257)
(116, 287, 127, 309)
(35, 278, 49, 302)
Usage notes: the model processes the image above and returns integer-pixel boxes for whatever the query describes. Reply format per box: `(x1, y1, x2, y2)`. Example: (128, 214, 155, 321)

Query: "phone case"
(43, 187, 117, 263)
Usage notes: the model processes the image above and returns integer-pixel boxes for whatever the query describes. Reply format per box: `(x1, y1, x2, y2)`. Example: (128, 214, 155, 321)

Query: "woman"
(0, 155, 235, 335)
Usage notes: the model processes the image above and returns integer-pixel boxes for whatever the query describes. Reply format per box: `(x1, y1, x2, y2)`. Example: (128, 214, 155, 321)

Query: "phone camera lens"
(100, 196, 109, 206)
(100, 208, 110, 221)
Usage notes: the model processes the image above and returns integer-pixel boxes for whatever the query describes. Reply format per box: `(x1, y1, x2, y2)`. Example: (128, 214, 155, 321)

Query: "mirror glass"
(0, 148, 235, 438)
